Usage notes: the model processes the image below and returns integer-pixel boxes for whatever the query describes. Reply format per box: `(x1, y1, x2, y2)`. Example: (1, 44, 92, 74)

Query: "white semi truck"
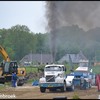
(39, 64, 74, 93)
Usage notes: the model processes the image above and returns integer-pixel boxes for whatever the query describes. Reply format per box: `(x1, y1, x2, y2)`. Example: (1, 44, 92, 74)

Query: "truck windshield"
(45, 66, 62, 71)
(74, 71, 88, 78)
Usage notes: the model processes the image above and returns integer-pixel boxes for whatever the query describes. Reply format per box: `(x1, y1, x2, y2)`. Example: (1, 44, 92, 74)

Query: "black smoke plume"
(45, 1, 100, 62)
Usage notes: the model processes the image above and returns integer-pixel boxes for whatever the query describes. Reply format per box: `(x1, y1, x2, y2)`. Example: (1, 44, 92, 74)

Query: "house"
(94, 56, 100, 66)
(58, 51, 88, 64)
(20, 53, 53, 66)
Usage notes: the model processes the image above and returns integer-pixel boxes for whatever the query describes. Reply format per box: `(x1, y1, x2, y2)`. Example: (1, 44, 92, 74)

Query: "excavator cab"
(3, 61, 18, 74)
(1, 61, 18, 82)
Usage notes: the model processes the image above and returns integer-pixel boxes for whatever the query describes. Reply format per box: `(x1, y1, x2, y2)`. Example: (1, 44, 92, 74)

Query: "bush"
(72, 93, 80, 99)
(92, 65, 100, 74)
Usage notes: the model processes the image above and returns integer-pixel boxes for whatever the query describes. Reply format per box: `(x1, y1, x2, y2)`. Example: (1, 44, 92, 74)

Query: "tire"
(17, 79, 24, 86)
(2, 82, 5, 84)
(61, 82, 66, 92)
(67, 84, 75, 91)
(85, 82, 89, 89)
(0, 77, 5, 84)
(0, 80, 5, 84)
(70, 84, 74, 91)
(40, 87, 46, 93)
(89, 82, 92, 88)
(17, 83, 23, 86)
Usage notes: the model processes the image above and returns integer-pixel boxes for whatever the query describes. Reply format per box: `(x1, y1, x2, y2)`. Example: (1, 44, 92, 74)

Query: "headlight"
(58, 74, 63, 78)
(56, 78, 64, 83)
(39, 78, 45, 83)
(39, 80, 45, 83)
(66, 81, 72, 86)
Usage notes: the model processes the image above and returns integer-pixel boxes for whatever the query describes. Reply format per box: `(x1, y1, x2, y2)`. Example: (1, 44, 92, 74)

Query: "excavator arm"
(0, 45, 26, 86)
(0, 45, 10, 62)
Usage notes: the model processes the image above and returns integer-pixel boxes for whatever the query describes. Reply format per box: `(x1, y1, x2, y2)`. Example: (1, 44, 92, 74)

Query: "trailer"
(72, 70, 92, 90)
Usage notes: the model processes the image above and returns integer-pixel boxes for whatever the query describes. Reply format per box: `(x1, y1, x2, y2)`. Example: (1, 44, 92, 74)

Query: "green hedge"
(23, 64, 78, 75)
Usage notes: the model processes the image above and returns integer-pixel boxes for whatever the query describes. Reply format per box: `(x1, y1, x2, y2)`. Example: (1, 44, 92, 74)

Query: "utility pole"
(41, 51, 42, 65)
(31, 50, 33, 65)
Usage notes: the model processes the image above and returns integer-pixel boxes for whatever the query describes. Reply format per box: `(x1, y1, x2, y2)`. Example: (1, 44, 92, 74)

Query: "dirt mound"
(24, 72, 43, 82)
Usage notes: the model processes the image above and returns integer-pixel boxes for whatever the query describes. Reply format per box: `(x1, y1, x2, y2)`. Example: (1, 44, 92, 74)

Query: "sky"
(0, 1, 47, 33)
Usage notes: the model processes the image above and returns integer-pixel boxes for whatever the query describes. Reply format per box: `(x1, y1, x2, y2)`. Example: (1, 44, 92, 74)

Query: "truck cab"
(44, 64, 66, 81)
(39, 64, 67, 92)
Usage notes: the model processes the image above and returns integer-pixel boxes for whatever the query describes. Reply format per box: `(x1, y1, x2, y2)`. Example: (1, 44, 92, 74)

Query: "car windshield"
(45, 66, 62, 71)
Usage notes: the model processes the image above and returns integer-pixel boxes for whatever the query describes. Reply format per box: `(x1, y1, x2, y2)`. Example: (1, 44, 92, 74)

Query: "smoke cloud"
(46, 1, 100, 31)
(45, 1, 100, 62)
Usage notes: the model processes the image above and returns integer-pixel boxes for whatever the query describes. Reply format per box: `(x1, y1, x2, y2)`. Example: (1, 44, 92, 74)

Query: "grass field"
(24, 66, 38, 74)
(0, 83, 10, 90)
(0, 85, 5, 90)
(23, 64, 100, 75)
(23, 64, 78, 75)
(92, 65, 100, 74)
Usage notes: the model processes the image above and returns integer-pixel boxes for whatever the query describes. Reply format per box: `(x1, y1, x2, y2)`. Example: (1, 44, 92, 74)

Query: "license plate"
(48, 84, 52, 87)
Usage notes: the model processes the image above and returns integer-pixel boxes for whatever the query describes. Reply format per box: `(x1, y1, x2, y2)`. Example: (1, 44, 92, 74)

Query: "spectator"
(12, 71, 18, 87)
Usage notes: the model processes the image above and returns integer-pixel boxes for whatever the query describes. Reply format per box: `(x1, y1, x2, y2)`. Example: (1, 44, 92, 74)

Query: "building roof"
(20, 53, 53, 65)
(58, 51, 88, 64)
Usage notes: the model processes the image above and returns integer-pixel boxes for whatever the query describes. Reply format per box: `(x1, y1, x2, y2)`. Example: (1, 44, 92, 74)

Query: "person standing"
(96, 74, 100, 92)
(80, 76, 84, 89)
(12, 71, 18, 87)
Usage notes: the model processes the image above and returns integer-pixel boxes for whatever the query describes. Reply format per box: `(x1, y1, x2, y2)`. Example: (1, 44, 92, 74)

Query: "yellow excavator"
(0, 45, 26, 86)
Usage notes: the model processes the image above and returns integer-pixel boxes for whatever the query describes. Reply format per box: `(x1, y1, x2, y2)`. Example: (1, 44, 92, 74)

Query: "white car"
(65, 74, 75, 91)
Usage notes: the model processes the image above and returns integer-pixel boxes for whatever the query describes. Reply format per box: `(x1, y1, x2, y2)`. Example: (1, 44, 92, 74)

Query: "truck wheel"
(87, 82, 90, 89)
(70, 84, 74, 91)
(17, 83, 23, 86)
(89, 82, 92, 88)
(40, 87, 46, 93)
(70, 80, 75, 91)
(61, 82, 66, 92)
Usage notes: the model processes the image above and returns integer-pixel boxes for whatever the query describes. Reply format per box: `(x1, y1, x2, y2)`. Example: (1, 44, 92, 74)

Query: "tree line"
(0, 24, 100, 62)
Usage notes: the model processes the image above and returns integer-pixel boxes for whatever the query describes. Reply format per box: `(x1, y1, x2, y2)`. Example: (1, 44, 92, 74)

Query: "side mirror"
(70, 69, 74, 72)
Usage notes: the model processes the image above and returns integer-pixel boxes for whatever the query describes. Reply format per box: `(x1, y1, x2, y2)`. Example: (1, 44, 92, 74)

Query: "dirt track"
(0, 84, 100, 99)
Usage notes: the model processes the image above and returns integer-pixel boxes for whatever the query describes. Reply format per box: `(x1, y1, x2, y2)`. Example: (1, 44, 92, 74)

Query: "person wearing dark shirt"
(12, 71, 18, 87)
